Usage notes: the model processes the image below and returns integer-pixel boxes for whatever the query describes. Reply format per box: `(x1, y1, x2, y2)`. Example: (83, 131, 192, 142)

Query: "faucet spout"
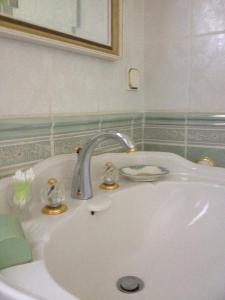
(71, 131, 135, 200)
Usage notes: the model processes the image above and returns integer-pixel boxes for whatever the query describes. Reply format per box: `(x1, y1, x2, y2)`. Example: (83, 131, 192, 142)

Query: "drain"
(117, 276, 144, 293)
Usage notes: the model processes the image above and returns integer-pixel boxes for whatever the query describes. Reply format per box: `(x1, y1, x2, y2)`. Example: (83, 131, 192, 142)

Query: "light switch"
(128, 68, 140, 90)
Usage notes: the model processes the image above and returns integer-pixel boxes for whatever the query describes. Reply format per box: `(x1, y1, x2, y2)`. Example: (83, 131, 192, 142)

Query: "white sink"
(1, 152, 225, 300)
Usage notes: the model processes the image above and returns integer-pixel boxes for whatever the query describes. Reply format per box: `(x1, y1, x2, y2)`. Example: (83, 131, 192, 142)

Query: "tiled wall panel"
(144, 112, 225, 167)
(144, 0, 225, 113)
(0, 0, 145, 117)
(0, 113, 144, 177)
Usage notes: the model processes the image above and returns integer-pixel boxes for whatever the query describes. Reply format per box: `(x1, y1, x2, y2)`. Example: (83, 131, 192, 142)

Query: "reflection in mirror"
(0, 0, 119, 57)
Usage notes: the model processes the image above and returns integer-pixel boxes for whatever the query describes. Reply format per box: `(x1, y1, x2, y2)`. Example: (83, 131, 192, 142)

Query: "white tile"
(190, 34, 225, 112)
(0, 1, 145, 117)
(144, 39, 189, 111)
(192, 0, 225, 35)
(98, 87, 144, 113)
(0, 38, 52, 116)
(144, 0, 190, 40)
(51, 88, 99, 114)
(123, 4, 144, 43)
(49, 49, 100, 114)
(123, 40, 145, 68)
(124, 0, 144, 16)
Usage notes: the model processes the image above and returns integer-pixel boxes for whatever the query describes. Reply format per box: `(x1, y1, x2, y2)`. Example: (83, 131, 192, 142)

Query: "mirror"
(0, 0, 120, 57)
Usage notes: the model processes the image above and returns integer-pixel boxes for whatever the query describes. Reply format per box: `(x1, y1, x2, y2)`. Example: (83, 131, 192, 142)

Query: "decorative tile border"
(144, 126, 185, 144)
(54, 131, 100, 155)
(187, 113, 225, 127)
(53, 115, 100, 135)
(0, 117, 51, 141)
(2, 111, 225, 178)
(145, 112, 186, 126)
(0, 140, 51, 168)
(187, 128, 225, 146)
(0, 113, 144, 177)
(144, 112, 225, 168)
(132, 126, 143, 145)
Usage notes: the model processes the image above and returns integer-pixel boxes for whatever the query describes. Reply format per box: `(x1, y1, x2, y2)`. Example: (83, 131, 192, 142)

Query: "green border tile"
(187, 113, 225, 127)
(0, 117, 51, 141)
(3, 112, 225, 178)
(145, 112, 186, 125)
(101, 113, 133, 129)
(53, 115, 100, 135)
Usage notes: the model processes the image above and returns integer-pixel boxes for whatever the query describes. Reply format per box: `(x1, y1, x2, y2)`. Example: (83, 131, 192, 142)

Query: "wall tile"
(144, 0, 225, 115)
(0, 117, 51, 141)
(54, 132, 99, 155)
(124, 4, 145, 43)
(3, 112, 225, 174)
(0, 2, 144, 117)
(53, 115, 100, 135)
(145, 39, 189, 111)
(144, 112, 225, 168)
(124, 0, 144, 17)
(49, 50, 101, 114)
(0, 141, 51, 168)
(145, 112, 186, 125)
(188, 128, 225, 146)
(132, 127, 143, 144)
(145, 126, 185, 143)
(98, 88, 144, 113)
(0, 38, 52, 116)
(190, 34, 225, 112)
(192, 0, 225, 35)
(187, 113, 225, 127)
(0, 113, 143, 176)
(144, 0, 190, 40)
(100, 113, 133, 128)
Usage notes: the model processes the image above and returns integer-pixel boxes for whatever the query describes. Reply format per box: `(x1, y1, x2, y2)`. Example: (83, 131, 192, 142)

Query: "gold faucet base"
(42, 204, 68, 215)
(99, 182, 120, 191)
(196, 156, 215, 167)
(127, 146, 136, 153)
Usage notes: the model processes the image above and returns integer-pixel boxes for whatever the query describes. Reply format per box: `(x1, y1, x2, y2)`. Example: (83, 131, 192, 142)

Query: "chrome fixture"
(71, 131, 135, 200)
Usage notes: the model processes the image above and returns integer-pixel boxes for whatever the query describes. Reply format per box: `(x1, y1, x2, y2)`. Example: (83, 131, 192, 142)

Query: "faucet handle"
(73, 146, 82, 154)
(99, 161, 119, 191)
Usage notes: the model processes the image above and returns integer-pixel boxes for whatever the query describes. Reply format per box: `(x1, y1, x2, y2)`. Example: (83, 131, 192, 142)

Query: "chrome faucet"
(71, 131, 135, 200)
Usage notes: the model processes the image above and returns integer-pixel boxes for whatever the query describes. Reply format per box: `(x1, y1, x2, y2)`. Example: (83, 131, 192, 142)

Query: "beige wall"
(0, 0, 144, 117)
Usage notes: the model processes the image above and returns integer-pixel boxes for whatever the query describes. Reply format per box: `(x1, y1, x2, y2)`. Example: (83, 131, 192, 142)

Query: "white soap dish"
(119, 165, 169, 182)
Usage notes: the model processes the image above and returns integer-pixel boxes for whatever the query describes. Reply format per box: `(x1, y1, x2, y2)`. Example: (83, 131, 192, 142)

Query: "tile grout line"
(50, 114, 55, 157)
(142, 112, 145, 150)
(185, 0, 193, 159)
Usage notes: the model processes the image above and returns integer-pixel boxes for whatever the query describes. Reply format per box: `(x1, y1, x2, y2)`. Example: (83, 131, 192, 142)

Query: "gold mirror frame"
(0, 0, 120, 57)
